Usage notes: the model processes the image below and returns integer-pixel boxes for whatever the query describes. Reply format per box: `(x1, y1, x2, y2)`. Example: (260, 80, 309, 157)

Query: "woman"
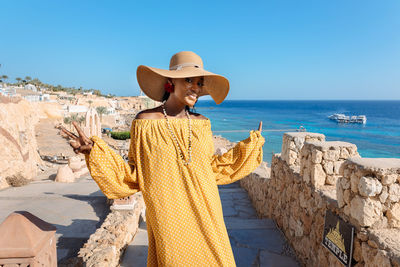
(62, 51, 265, 266)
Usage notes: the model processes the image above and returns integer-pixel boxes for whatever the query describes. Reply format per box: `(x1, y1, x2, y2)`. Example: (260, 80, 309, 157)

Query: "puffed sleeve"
(85, 121, 140, 199)
(211, 130, 265, 185)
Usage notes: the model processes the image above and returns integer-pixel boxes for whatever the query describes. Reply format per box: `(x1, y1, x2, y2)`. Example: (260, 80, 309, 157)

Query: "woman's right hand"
(61, 121, 94, 155)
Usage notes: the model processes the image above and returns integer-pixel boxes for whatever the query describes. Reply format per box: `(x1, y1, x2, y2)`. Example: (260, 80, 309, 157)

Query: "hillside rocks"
(0, 99, 42, 188)
(0, 99, 63, 189)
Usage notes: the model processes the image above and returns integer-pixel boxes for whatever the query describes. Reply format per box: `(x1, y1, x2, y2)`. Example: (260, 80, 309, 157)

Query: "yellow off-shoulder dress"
(85, 118, 265, 267)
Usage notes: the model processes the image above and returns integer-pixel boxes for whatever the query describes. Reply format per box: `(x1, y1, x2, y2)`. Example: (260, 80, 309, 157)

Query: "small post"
(0, 211, 57, 266)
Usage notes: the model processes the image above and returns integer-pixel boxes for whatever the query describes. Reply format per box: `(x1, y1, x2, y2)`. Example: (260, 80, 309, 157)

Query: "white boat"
(328, 113, 366, 124)
(356, 115, 367, 124)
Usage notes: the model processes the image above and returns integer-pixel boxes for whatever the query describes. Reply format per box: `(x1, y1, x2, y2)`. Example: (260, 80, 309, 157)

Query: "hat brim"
(136, 65, 229, 105)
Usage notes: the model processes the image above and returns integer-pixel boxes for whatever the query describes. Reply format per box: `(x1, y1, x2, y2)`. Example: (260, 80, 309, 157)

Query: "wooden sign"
(322, 210, 354, 267)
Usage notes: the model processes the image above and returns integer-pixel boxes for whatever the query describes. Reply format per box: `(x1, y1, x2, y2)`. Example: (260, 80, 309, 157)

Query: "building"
(24, 84, 38, 92)
(15, 89, 41, 102)
(0, 87, 17, 97)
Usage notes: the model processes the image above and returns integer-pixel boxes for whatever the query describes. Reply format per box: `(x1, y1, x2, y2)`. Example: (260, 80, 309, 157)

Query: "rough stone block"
(344, 189, 351, 204)
(289, 217, 303, 237)
(344, 204, 351, 216)
(326, 175, 338, 185)
(351, 172, 359, 194)
(324, 149, 340, 161)
(389, 183, 400, 202)
(68, 156, 86, 172)
(311, 164, 326, 187)
(312, 150, 323, 164)
(323, 161, 334, 175)
(361, 243, 391, 267)
(387, 202, 400, 228)
(352, 240, 361, 262)
(340, 177, 350, 190)
(350, 196, 382, 227)
(379, 187, 389, 204)
(358, 176, 383, 197)
(303, 167, 311, 183)
(340, 147, 350, 159)
(382, 174, 398, 185)
(334, 160, 345, 175)
(337, 182, 345, 208)
(55, 164, 75, 183)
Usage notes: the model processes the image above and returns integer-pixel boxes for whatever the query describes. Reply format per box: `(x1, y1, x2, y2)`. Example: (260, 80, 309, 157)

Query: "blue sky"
(1, 0, 399, 100)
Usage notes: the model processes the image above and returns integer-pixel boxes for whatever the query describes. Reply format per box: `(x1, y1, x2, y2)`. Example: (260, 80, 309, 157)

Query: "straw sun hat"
(136, 51, 229, 105)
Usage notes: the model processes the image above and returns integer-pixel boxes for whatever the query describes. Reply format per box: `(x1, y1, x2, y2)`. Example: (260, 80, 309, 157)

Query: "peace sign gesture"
(60, 121, 93, 155)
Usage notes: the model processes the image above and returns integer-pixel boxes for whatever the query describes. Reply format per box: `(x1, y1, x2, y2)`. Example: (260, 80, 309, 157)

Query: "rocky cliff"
(0, 96, 62, 189)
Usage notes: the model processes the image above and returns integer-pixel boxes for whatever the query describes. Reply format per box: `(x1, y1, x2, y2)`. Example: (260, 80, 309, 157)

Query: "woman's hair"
(162, 91, 170, 102)
(162, 91, 197, 113)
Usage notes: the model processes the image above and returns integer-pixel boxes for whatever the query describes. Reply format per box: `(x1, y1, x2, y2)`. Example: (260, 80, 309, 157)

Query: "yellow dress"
(85, 118, 265, 267)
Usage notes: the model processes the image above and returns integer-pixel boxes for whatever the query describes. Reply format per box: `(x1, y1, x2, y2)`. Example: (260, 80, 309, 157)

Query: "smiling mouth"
(187, 94, 197, 100)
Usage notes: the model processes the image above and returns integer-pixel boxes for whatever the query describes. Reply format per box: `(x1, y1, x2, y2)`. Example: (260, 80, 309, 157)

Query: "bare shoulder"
(190, 112, 209, 120)
(135, 107, 164, 120)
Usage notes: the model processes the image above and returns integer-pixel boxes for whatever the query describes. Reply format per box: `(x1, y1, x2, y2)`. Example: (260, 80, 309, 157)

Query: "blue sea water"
(195, 100, 400, 163)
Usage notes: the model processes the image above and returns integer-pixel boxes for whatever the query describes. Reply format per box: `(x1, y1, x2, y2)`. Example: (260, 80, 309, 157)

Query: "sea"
(195, 100, 400, 163)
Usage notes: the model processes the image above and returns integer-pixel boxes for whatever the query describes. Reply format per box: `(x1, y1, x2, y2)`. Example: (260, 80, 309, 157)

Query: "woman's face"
(171, 76, 204, 107)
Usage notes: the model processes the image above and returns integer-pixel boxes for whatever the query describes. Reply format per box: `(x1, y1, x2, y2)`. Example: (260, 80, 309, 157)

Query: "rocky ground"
(35, 118, 76, 159)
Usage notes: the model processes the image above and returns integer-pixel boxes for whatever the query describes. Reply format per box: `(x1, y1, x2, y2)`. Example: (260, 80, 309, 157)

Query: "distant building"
(24, 84, 38, 92)
(15, 88, 41, 102)
(0, 87, 17, 97)
(106, 107, 116, 115)
(40, 94, 50, 101)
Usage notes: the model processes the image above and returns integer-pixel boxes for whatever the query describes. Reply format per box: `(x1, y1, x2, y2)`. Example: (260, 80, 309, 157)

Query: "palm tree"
(15, 77, 22, 85)
(96, 106, 108, 122)
(25, 76, 32, 83)
(31, 78, 41, 87)
(70, 113, 79, 122)
(78, 115, 86, 126)
(88, 100, 93, 106)
(63, 116, 72, 130)
(1, 75, 8, 83)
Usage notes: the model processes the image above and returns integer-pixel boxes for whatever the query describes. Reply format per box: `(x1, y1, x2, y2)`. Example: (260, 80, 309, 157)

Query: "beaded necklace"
(162, 102, 192, 165)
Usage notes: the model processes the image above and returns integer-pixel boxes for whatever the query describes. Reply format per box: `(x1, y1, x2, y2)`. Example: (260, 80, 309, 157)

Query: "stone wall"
(281, 132, 325, 170)
(240, 132, 400, 266)
(76, 192, 145, 267)
(300, 140, 359, 187)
